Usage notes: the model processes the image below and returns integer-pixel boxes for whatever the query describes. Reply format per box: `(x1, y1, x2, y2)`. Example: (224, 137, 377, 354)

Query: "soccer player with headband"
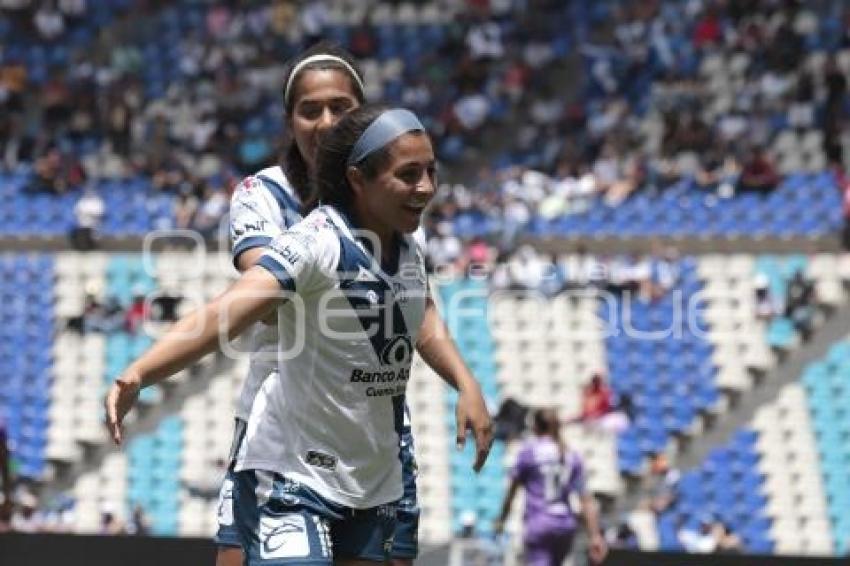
(219, 43, 491, 566)
(106, 104, 493, 565)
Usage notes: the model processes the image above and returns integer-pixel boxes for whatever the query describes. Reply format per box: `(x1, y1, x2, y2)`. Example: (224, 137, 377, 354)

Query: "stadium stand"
(656, 428, 773, 554)
(0, 255, 53, 480)
(4, 0, 850, 564)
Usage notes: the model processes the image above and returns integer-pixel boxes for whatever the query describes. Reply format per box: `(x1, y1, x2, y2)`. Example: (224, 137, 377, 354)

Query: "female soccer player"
(106, 104, 493, 564)
(494, 408, 607, 566)
(220, 43, 491, 566)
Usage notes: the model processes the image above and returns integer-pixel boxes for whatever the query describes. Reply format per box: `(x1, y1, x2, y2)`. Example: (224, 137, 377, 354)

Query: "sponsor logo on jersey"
(270, 239, 303, 266)
(365, 384, 407, 397)
(233, 220, 268, 237)
(350, 366, 411, 383)
(259, 514, 309, 559)
(305, 450, 338, 471)
(380, 335, 413, 366)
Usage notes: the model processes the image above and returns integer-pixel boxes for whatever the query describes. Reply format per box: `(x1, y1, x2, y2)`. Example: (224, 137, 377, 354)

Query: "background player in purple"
(495, 408, 607, 566)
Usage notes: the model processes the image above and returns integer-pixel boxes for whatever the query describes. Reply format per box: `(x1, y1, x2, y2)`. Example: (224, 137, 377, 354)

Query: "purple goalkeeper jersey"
(512, 436, 586, 537)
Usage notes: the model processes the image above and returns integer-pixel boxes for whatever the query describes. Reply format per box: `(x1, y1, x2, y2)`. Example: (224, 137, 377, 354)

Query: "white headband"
(284, 54, 365, 107)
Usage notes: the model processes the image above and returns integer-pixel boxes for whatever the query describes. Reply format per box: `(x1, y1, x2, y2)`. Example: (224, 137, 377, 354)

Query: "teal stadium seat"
(805, 340, 850, 554)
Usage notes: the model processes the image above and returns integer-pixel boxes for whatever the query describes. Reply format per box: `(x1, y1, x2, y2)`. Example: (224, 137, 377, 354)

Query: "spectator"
(69, 186, 104, 251)
(11, 489, 41, 533)
(606, 516, 639, 550)
(68, 289, 125, 334)
(738, 146, 780, 193)
(349, 19, 378, 59)
(493, 397, 529, 442)
(299, 0, 328, 45)
(713, 521, 743, 554)
(569, 372, 630, 434)
(785, 269, 817, 339)
(500, 196, 531, 252)
(173, 192, 198, 232)
(645, 453, 680, 515)
(754, 273, 778, 322)
(125, 287, 149, 335)
(679, 516, 743, 554)
(678, 516, 718, 553)
(562, 245, 607, 290)
(649, 244, 681, 298)
(607, 253, 651, 298)
(34, 1, 65, 41)
(695, 151, 740, 198)
(427, 221, 463, 272)
(66, 292, 101, 334)
(506, 245, 548, 291)
(191, 184, 228, 239)
(128, 504, 150, 536)
(149, 287, 183, 323)
(99, 505, 125, 535)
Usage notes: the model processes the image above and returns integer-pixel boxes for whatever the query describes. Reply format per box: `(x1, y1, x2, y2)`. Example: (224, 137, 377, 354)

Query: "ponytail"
(533, 408, 566, 461)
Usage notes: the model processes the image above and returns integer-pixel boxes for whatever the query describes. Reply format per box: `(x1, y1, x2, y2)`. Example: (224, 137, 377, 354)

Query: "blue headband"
(347, 109, 425, 166)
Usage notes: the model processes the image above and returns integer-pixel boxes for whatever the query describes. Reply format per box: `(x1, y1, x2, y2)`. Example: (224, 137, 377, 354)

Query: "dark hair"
(533, 408, 566, 460)
(311, 103, 424, 215)
(281, 41, 366, 203)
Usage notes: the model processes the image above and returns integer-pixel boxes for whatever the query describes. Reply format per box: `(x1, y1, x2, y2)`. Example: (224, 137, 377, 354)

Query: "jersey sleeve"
(257, 215, 339, 294)
(229, 176, 285, 267)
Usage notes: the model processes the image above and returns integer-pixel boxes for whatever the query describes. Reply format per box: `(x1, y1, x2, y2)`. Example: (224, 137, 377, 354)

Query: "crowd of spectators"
(427, 231, 683, 301)
(2, 0, 848, 252)
(66, 284, 182, 335)
(423, 0, 850, 255)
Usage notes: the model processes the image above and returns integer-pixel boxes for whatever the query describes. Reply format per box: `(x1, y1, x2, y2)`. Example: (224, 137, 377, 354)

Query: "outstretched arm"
(416, 296, 493, 472)
(105, 267, 282, 444)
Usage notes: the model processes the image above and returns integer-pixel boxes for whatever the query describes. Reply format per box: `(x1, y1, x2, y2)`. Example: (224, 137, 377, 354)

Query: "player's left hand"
(104, 369, 142, 445)
(588, 532, 608, 564)
(455, 385, 493, 472)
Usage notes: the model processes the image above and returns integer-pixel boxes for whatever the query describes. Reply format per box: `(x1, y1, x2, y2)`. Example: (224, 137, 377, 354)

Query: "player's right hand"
(104, 370, 142, 446)
(455, 386, 493, 473)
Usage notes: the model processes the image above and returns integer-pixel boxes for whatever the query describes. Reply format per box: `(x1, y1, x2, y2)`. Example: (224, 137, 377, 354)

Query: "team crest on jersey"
(380, 335, 413, 366)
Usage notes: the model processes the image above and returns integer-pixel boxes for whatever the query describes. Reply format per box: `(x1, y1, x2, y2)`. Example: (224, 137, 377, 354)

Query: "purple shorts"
(524, 529, 575, 566)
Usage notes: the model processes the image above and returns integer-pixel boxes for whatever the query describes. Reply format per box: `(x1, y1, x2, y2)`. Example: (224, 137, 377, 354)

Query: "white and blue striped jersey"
(229, 166, 302, 422)
(235, 205, 428, 509)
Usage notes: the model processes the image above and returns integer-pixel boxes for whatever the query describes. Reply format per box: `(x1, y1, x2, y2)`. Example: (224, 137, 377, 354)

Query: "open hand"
(104, 370, 142, 445)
